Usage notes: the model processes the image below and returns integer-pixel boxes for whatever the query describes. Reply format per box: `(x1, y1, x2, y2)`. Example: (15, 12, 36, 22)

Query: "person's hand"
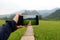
(13, 13, 22, 29)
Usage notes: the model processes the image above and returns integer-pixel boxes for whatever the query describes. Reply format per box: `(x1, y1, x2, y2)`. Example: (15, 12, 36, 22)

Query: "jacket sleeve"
(0, 20, 17, 40)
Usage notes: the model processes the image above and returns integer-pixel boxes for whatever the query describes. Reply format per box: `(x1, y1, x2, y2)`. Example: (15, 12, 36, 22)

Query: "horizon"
(0, 8, 59, 15)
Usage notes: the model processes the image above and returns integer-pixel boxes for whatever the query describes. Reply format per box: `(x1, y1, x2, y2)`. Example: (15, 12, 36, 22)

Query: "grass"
(0, 20, 5, 26)
(8, 27, 26, 40)
(31, 20, 36, 25)
(33, 20, 60, 40)
(24, 20, 36, 25)
(1, 20, 60, 40)
(24, 20, 29, 25)
(0, 20, 26, 40)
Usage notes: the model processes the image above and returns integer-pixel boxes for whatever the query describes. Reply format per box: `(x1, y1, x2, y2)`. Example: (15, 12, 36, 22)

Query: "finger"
(13, 13, 22, 23)
(17, 25, 23, 29)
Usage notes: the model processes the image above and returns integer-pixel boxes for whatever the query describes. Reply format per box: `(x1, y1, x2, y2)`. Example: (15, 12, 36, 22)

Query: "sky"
(0, 0, 60, 15)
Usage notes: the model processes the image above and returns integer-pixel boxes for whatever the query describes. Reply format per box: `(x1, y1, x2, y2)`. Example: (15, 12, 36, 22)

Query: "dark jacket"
(0, 20, 17, 40)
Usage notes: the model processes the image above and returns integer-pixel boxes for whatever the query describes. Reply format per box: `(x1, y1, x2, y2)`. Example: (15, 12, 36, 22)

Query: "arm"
(0, 20, 17, 40)
(0, 14, 22, 40)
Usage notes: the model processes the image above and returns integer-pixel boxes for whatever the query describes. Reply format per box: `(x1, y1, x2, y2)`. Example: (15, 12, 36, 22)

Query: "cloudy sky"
(0, 0, 60, 15)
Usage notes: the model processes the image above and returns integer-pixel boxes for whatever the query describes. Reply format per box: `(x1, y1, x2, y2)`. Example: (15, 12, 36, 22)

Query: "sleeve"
(0, 20, 17, 40)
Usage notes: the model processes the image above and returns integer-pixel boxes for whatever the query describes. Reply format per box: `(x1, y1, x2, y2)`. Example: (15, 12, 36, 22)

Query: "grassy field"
(0, 20, 5, 26)
(1, 20, 60, 40)
(8, 27, 26, 40)
(24, 20, 36, 25)
(0, 20, 26, 40)
(33, 20, 60, 40)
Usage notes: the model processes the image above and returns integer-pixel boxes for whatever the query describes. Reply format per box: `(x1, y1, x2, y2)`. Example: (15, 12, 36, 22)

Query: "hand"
(13, 13, 22, 29)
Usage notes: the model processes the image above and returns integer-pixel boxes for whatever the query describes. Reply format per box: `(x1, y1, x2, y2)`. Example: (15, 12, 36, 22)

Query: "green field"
(0, 20, 5, 26)
(8, 27, 26, 40)
(0, 20, 60, 40)
(33, 20, 60, 40)
(0, 20, 26, 40)
(24, 20, 36, 25)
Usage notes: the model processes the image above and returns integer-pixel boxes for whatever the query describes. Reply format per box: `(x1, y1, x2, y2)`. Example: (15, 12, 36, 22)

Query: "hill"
(21, 8, 58, 17)
(45, 9, 60, 20)
(0, 8, 59, 20)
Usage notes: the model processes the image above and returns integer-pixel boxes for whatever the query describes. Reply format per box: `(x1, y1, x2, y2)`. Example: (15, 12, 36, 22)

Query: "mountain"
(0, 13, 16, 20)
(37, 8, 59, 17)
(45, 9, 60, 20)
(22, 10, 40, 15)
(0, 8, 60, 20)
(21, 8, 59, 17)
(0, 15, 11, 18)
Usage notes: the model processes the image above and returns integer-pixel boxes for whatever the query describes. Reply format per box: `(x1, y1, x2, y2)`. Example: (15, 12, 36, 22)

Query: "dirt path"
(21, 21, 35, 40)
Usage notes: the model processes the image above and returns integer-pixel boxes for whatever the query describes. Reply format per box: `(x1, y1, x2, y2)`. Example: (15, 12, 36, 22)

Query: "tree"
(38, 15, 42, 20)
(2, 16, 7, 20)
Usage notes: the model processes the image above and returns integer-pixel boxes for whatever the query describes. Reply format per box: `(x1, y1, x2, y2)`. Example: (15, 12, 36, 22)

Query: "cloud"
(0, 0, 60, 15)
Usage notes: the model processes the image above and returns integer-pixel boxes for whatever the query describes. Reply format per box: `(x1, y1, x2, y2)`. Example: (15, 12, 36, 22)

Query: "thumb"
(16, 25, 23, 29)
